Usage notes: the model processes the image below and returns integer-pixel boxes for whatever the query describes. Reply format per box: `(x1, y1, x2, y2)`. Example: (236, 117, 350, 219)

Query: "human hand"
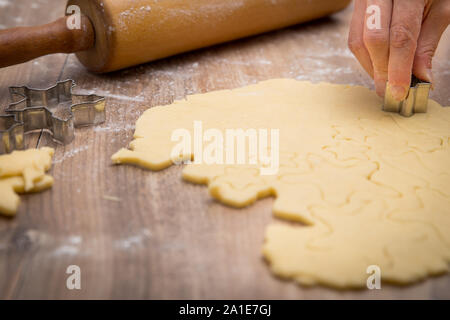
(348, 0, 450, 100)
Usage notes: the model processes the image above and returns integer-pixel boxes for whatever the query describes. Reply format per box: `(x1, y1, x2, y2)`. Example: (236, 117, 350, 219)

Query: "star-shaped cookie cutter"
(383, 75, 431, 117)
(0, 79, 106, 154)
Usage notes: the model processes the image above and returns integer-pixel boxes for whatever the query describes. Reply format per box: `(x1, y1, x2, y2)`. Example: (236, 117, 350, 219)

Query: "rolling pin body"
(70, 0, 350, 72)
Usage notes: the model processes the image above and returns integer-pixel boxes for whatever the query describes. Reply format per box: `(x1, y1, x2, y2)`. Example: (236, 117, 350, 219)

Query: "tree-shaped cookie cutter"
(0, 79, 105, 154)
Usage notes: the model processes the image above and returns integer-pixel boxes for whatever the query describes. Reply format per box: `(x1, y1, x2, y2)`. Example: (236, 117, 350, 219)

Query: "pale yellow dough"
(0, 147, 54, 216)
(112, 79, 450, 288)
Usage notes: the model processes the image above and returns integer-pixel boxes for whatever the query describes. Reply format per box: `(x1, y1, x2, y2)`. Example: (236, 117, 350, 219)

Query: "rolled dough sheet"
(0, 147, 54, 216)
(112, 79, 450, 288)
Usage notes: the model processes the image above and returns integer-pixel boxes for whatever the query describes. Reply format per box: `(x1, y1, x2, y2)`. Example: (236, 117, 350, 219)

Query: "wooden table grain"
(0, 0, 449, 299)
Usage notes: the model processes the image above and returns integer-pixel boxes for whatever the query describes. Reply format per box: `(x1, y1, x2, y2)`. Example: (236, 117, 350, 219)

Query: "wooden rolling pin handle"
(0, 14, 95, 68)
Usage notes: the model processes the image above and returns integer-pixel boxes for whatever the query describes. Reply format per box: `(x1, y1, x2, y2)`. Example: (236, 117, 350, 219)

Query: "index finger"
(387, 0, 424, 101)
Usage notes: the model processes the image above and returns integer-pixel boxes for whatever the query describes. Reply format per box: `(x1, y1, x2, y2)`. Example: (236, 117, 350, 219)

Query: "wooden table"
(1, 0, 449, 299)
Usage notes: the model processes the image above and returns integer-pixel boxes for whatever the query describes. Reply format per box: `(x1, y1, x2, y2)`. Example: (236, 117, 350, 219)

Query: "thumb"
(413, 0, 450, 83)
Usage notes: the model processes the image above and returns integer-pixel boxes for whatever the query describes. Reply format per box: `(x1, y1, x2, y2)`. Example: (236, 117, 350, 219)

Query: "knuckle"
(444, 2, 450, 22)
(363, 30, 389, 48)
(415, 45, 435, 68)
(348, 36, 364, 54)
(416, 43, 437, 59)
(390, 25, 416, 49)
(373, 65, 389, 75)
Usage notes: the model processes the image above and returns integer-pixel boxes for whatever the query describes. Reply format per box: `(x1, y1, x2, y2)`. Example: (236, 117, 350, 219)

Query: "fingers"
(387, 0, 425, 101)
(349, 0, 374, 78)
(413, 0, 450, 84)
(349, 0, 447, 100)
(363, 0, 392, 97)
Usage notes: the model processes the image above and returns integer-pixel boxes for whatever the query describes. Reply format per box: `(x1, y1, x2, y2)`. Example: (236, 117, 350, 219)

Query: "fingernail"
(375, 85, 385, 98)
(424, 69, 435, 90)
(424, 69, 433, 83)
(387, 84, 407, 101)
(374, 76, 387, 97)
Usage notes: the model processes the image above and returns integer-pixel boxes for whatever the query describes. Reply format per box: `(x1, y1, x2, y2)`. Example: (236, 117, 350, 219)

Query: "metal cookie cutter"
(0, 79, 105, 153)
(383, 75, 431, 117)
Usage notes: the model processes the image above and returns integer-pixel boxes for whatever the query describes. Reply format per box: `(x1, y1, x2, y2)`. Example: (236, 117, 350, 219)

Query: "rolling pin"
(0, 0, 351, 73)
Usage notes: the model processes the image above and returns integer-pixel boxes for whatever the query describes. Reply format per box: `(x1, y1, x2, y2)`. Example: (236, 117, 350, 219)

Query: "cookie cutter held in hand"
(0, 79, 105, 153)
(383, 75, 431, 117)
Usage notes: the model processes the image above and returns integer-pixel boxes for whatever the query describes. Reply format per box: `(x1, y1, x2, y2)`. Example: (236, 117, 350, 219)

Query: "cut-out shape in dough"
(0, 147, 54, 216)
(112, 79, 450, 288)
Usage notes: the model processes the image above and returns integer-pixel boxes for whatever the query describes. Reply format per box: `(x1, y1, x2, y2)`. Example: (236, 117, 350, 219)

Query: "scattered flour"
(75, 89, 145, 102)
(115, 229, 152, 250)
(0, 0, 10, 8)
(94, 123, 136, 133)
(52, 245, 79, 256)
(53, 145, 89, 164)
(51, 236, 83, 256)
